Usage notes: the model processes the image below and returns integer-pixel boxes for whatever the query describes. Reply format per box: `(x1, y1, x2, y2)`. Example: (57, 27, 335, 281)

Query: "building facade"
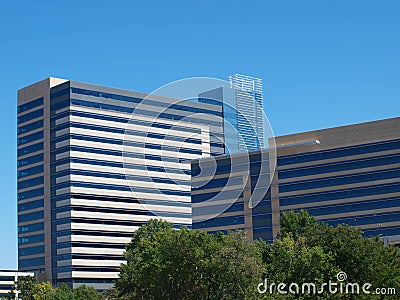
(17, 78, 224, 289)
(191, 150, 275, 242)
(276, 117, 400, 245)
(0, 270, 34, 299)
(191, 117, 400, 246)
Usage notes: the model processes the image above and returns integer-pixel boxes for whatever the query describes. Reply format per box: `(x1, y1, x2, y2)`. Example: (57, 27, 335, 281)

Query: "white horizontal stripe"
(71, 271, 119, 279)
(69, 139, 201, 160)
(70, 222, 139, 233)
(70, 106, 209, 130)
(57, 234, 131, 244)
(58, 259, 124, 267)
(69, 174, 191, 192)
(70, 127, 205, 150)
(68, 151, 191, 170)
(70, 186, 190, 202)
(57, 247, 124, 256)
(70, 162, 189, 180)
(70, 198, 191, 214)
(70, 210, 191, 224)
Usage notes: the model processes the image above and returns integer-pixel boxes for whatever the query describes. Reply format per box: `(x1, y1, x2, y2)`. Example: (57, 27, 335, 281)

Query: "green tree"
(32, 281, 54, 300)
(47, 284, 74, 300)
(262, 210, 400, 299)
(116, 219, 264, 299)
(73, 284, 100, 300)
(10, 276, 37, 300)
(278, 210, 317, 241)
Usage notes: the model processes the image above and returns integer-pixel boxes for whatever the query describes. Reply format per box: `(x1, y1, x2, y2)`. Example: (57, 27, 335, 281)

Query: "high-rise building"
(191, 117, 400, 246)
(198, 74, 265, 154)
(17, 78, 224, 289)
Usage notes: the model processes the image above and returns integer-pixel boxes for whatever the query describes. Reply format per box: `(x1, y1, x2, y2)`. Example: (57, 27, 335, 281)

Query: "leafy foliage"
(116, 219, 264, 299)
(261, 210, 400, 299)
(10, 275, 37, 300)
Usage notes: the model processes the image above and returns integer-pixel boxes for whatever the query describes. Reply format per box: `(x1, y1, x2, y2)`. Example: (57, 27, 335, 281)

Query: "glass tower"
(199, 74, 265, 154)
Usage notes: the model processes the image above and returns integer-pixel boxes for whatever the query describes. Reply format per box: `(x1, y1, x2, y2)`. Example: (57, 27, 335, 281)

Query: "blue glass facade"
(17, 93, 46, 275)
(191, 150, 274, 242)
(277, 136, 400, 241)
(192, 117, 400, 246)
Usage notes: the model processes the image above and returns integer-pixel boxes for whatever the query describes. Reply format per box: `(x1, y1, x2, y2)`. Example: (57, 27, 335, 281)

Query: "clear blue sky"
(1, 1, 399, 269)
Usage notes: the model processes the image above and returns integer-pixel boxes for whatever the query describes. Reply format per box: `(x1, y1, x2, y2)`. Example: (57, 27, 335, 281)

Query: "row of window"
(52, 109, 203, 135)
(18, 257, 44, 268)
(363, 225, 400, 238)
(18, 120, 43, 135)
(18, 233, 44, 245)
(17, 131, 43, 146)
(192, 189, 244, 204)
(52, 180, 191, 197)
(53, 253, 122, 263)
(18, 222, 44, 234)
(69, 87, 222, 117)
(69, 98, 222, 127)
(18, 164, 43, 178)
(280, 183, 400, 207)
(18, 142, 43, 157)
(18, 176, 44, 190)
(192, 201, 244, 217)
(52, 204, 141, 218)
(52, 145, 188, 164)
(17, 108, 43, 125)
(19, 245, 44, 257)
(193, 215, 244, 229)
(52, 121, 202, 145)
(50, 192, 190, 209)
(192, 175, 243, 192)
(279, 168, 400, 193)
(53, 132, 202, 155)
(323, 211, 400, 228)
(18, 154, 43, 168)
(53, 169, 189, 186)
(18, 187, 44, 201)
(291, 197, 400, 217)
(18, 199, 44, 213)
(279, 153, 400, 179)
(191, 160, 269, 177)
(18, 97, 43, 113)
(53, 157, 191, 175)
(279, 139, 400, 166)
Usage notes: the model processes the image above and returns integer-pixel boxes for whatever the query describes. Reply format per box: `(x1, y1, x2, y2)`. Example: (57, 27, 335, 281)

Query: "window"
(17, 154, 43, 168)
(18, 98, 43, 113)
(17, 131, 43, 146)
(17, 165, 44, 179)
(18, 142, 43, 156)
(18, 108, 43, 124)
(18, 120, 43, 135)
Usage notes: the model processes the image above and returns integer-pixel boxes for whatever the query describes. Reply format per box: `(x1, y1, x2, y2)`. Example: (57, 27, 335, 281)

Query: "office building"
(17, 78, 224, 289)
(198, 74, 266, 154)
(191, 149, 275, 242)
(0, 270, 34, 299)
(191, 117, 400, 246)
